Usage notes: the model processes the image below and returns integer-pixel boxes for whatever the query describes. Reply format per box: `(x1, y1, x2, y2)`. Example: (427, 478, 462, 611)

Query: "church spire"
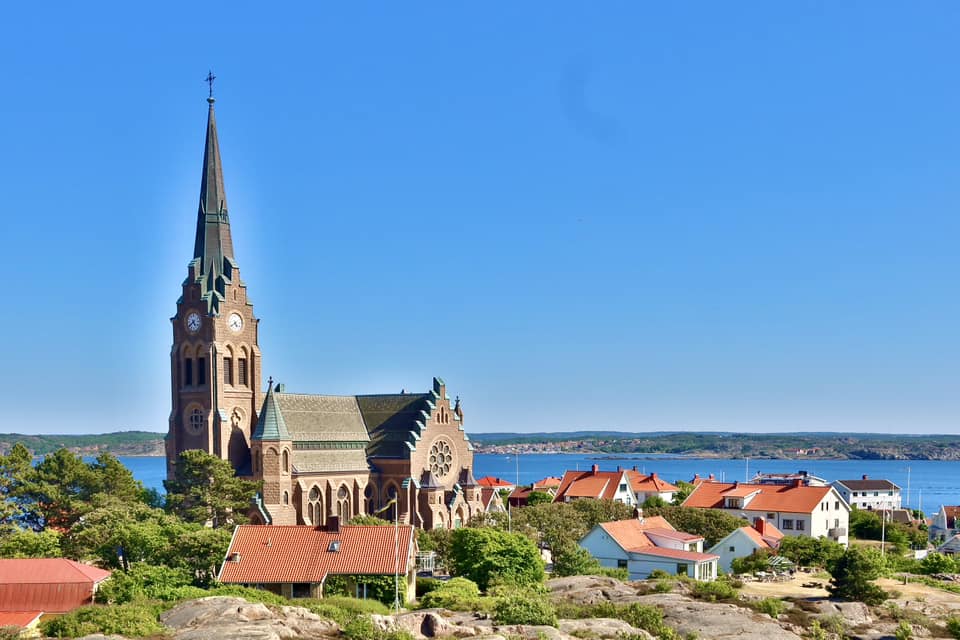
(193, 79, 234, 271)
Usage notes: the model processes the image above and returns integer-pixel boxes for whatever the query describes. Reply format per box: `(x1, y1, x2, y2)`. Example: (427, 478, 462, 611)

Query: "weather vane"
(205, 70, 216, 99)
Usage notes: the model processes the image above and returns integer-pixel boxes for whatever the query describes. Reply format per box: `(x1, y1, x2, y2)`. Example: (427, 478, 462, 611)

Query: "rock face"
(159, 596, 338, 640)
(640, 593, 803, 640)
(547, 575, 648, 604)
(814, 600, 872, 627)
(559, 618, 655, 639)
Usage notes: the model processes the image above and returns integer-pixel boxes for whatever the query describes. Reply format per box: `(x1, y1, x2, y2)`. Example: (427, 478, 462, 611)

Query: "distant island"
(469, 430, 960, 461)
(4, 429, 960, 461)
(0, 431, 165, 457)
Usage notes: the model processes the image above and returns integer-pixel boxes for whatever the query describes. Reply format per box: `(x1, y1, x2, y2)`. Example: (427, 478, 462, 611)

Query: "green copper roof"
(252, 383, 291, 441)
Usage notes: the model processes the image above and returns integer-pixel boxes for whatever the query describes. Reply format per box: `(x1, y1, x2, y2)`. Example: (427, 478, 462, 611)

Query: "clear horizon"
(1, 3, 957, 435)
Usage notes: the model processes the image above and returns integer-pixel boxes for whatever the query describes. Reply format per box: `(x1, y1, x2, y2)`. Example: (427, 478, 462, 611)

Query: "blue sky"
(1, 2, 957, 434)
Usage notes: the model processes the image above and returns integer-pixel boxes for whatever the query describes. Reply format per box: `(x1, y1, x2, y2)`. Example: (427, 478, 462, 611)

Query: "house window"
(729, 546, 735, 552)
(834, 518, 840, 528)
(835, 501, 840, 510)
(617, 559, 628, 569)
(676, 563, 688, 576)
(197, 357, 206, 385)
(185, 358, 194, 386)
(224, 357, 233, 385)
(766, 513, 775, 519)
(619, 483, 627, 492)
(796, 520, 805, 531)
(888, 491, 893, 496)
(781, 519, 794, 530)
(238, 358, 248, 386)
(874, 492, 879, 497)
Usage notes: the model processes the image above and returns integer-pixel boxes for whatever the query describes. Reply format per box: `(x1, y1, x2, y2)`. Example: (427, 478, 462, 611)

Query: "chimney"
(708, 473, 715, 481)
(591, 464, 599, 475)
(228, 552, 242, 562)
(617, 465, 623, 472)
(636, 507, 644, 524)
(693, 474, 700, 482)
(733, 480, 739, 488)
(862, 474, 868, 480)
(754, 517, 766, 535)
(793, 478, 803, 488)
(651, 472, 658, 479)
(327, 515, 340, 533)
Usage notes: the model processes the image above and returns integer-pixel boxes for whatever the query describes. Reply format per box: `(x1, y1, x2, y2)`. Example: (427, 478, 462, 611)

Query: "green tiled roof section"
(357, 393, 432, 459)
(293, 449, 371, 474)
(273, 393, 371, 442)
(252, 386, 291, 441)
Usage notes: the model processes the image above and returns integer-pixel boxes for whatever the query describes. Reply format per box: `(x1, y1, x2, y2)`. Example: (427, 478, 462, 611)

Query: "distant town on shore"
(4, 429, 960, 461)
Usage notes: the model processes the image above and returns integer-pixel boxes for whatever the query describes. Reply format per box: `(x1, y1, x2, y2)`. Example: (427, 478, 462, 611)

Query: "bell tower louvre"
(166, 87, 262, 479)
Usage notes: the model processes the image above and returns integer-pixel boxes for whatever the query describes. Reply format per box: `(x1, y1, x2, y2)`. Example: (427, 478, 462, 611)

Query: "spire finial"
(206, 70, 217, 103)
(267, 375, 274, 391)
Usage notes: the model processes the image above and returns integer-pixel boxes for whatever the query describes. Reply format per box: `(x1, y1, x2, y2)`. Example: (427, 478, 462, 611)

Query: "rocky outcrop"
(547, 575, 648, 604)
(559, 618, 656, 639)
(159, 596, 338, 640)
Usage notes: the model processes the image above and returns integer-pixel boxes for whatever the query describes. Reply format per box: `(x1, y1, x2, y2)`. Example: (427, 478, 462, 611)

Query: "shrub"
(649, 569, 671, 579)
(690, 579, 738, 602)
(95, 563, 194, 603)
(416, 576, 443, 598)
(920, 553, 957, 575)
(597, 567, 629, 580)
(449, 528, 545, 590)
(895, 621, 913, 640)
(208, 584, 291, 606)
(809, 620, 828, 640)
(41, 603, 164, 638)
(827, 547, 888, 606)
(0, 627, 21, 640)
(751, 598, 785, 618)
(947, 617, 960, 640)
(418, 577, 482, 611)
(342, 615, 379, 640)
(653, 580, 673, 593)
(492, 591, 557, 626)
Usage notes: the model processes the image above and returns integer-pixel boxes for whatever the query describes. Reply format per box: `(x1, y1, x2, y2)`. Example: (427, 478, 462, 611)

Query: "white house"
(832, 476, 901, 511)
(627, 470, 680, 504)
(579, 515, 718, 581)
(930, 506, 960, 542)
(708, 518, 784, 573)
(683, 480, 849, 546)
(553, 466, 637, 507)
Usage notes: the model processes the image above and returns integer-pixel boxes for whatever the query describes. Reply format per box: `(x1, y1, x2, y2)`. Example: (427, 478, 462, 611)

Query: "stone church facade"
(166, 95, 482, 529)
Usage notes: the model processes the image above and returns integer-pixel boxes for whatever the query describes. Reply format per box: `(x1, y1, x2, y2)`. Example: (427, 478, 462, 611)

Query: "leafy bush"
(947, 617, 960, 640)
(649, 569, 671, 579)
(827, 546, 889, 606)
(342, 615, 379, 640)
(895, 620, 913, 640)
(207, 584, 291, 606)
(492, 591, 557, 626)
(653, 580, 673, 593)
(751, 598, 785, 618)
(418, 577, 483, 611)
(449, 528, 545, 590)
(597, 567, 629, 580)
(40, 603, 164, 638)
(95, 563, 194, 603)
(0, 627, 21, 640)
(690, 579, 738, 602)
(920, 553, 957, 575)
(730, 549, 775, 574)
(416, 576, 443, 598)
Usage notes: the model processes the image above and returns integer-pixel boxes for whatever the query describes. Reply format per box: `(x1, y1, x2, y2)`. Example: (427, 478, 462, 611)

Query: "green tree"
(569, 499, 636, 530)
(551, 542, 602, 577)
(778, 535, 844, 568)
(417, 527, 453, 571)
(0, 444, 34, 527)
(449, 528, 544, 590)
(0, 528, 62, 558)
(671, 481, 694, 506)
(63, 501, 176, 569)
(730, 549, 775, 574)
(526, 491, 553, 506)
(348, 514, 392, 526)
(164, 450, 260, 527)
(920, 553, 957, 575)
(827, 546, 888, 606)
(641, 495, 668, 509)
(174, 526, 233, 586)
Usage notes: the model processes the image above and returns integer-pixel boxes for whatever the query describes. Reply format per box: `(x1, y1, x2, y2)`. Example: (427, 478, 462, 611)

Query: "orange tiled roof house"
(0, 558, 111, 631)
(579, 515, 719, 581)
(682, 479, 849, 546)
(219, 520, 417, 602)
(708, 517, 784, 573)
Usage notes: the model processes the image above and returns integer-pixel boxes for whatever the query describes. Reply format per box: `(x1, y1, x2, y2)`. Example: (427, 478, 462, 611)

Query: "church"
(165, 91, 483, 529)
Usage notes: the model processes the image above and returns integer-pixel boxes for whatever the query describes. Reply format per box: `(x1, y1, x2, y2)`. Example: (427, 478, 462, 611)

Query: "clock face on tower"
(185, 312, 202, 334)
(228, 312, 243, 333)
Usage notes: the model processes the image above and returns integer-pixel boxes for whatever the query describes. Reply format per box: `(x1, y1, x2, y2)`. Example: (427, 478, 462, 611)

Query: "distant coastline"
(5, 429, 960, 461)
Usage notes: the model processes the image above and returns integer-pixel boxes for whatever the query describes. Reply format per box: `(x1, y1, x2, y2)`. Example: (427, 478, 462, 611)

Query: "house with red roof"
(0, 558, 112, 631)
(552, 466, 637, 507)
(479, 487, 508, 514)
(476, 477, 515, 492)
(708, 518, 785, 573)
(579, 515, 719, 581)
(219, 519, 417, 602)
(626, 470, 680, 504)
(507, 477, 562, 508)
(929, 506, 960, 542)
(682, 479, 849, 545)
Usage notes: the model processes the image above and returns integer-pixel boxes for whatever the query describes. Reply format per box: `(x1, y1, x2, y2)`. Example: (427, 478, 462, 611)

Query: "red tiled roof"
(943, 506, 960, 528)
(481, 487, 504, 509)
(643, 527, 703, 543)
(218, 525, 415, 585)
(631, 546, 719, 562)
(739, 526, 782, 550)
(0, 611, 42, 628)
(722, 485, 762, 498)
(598, 516, 677, 551)
(477, 477, 514, 488)
(0, 559, 111, 613)
(533, 477, 562, 489)
(554, 469, 626, 502)
(682, 481, 833, 514)
(628, 471, 680, 493)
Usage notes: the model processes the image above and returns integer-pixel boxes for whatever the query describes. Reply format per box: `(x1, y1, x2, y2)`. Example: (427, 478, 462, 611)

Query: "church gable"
(357, 393, 432, 458)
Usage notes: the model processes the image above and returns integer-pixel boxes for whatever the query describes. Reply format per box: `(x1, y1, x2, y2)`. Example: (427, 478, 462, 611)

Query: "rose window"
(429, 440, 453, 478)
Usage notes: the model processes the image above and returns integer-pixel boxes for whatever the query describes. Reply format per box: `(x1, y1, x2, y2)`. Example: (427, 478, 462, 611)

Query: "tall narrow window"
(197, 357, 206, 385)
(185, 358, 194, 386)
(238, 358, 248, 386)
(282, 449, 289, 473)
(224, 357, 233, 385)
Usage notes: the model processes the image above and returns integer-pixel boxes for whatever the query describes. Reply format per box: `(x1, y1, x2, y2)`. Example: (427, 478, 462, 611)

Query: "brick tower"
(166, 92, 262, 478)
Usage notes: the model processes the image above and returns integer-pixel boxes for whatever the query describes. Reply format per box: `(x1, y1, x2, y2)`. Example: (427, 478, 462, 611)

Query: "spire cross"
(205, 71, 217, 99)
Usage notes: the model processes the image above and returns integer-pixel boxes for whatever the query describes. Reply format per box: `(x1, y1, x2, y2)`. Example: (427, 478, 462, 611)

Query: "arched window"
(183, 347, 194, 387)
(308, 485, 323, 526)
(283, 491, 289, 505)
(282, 449, 289, 474)
(187, 408, 204, 435)
(224, 347, 234, 386)
(238, 347, 249, 387)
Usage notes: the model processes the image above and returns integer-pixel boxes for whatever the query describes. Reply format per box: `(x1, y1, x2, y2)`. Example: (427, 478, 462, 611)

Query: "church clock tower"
(166, 91, 262, 479)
